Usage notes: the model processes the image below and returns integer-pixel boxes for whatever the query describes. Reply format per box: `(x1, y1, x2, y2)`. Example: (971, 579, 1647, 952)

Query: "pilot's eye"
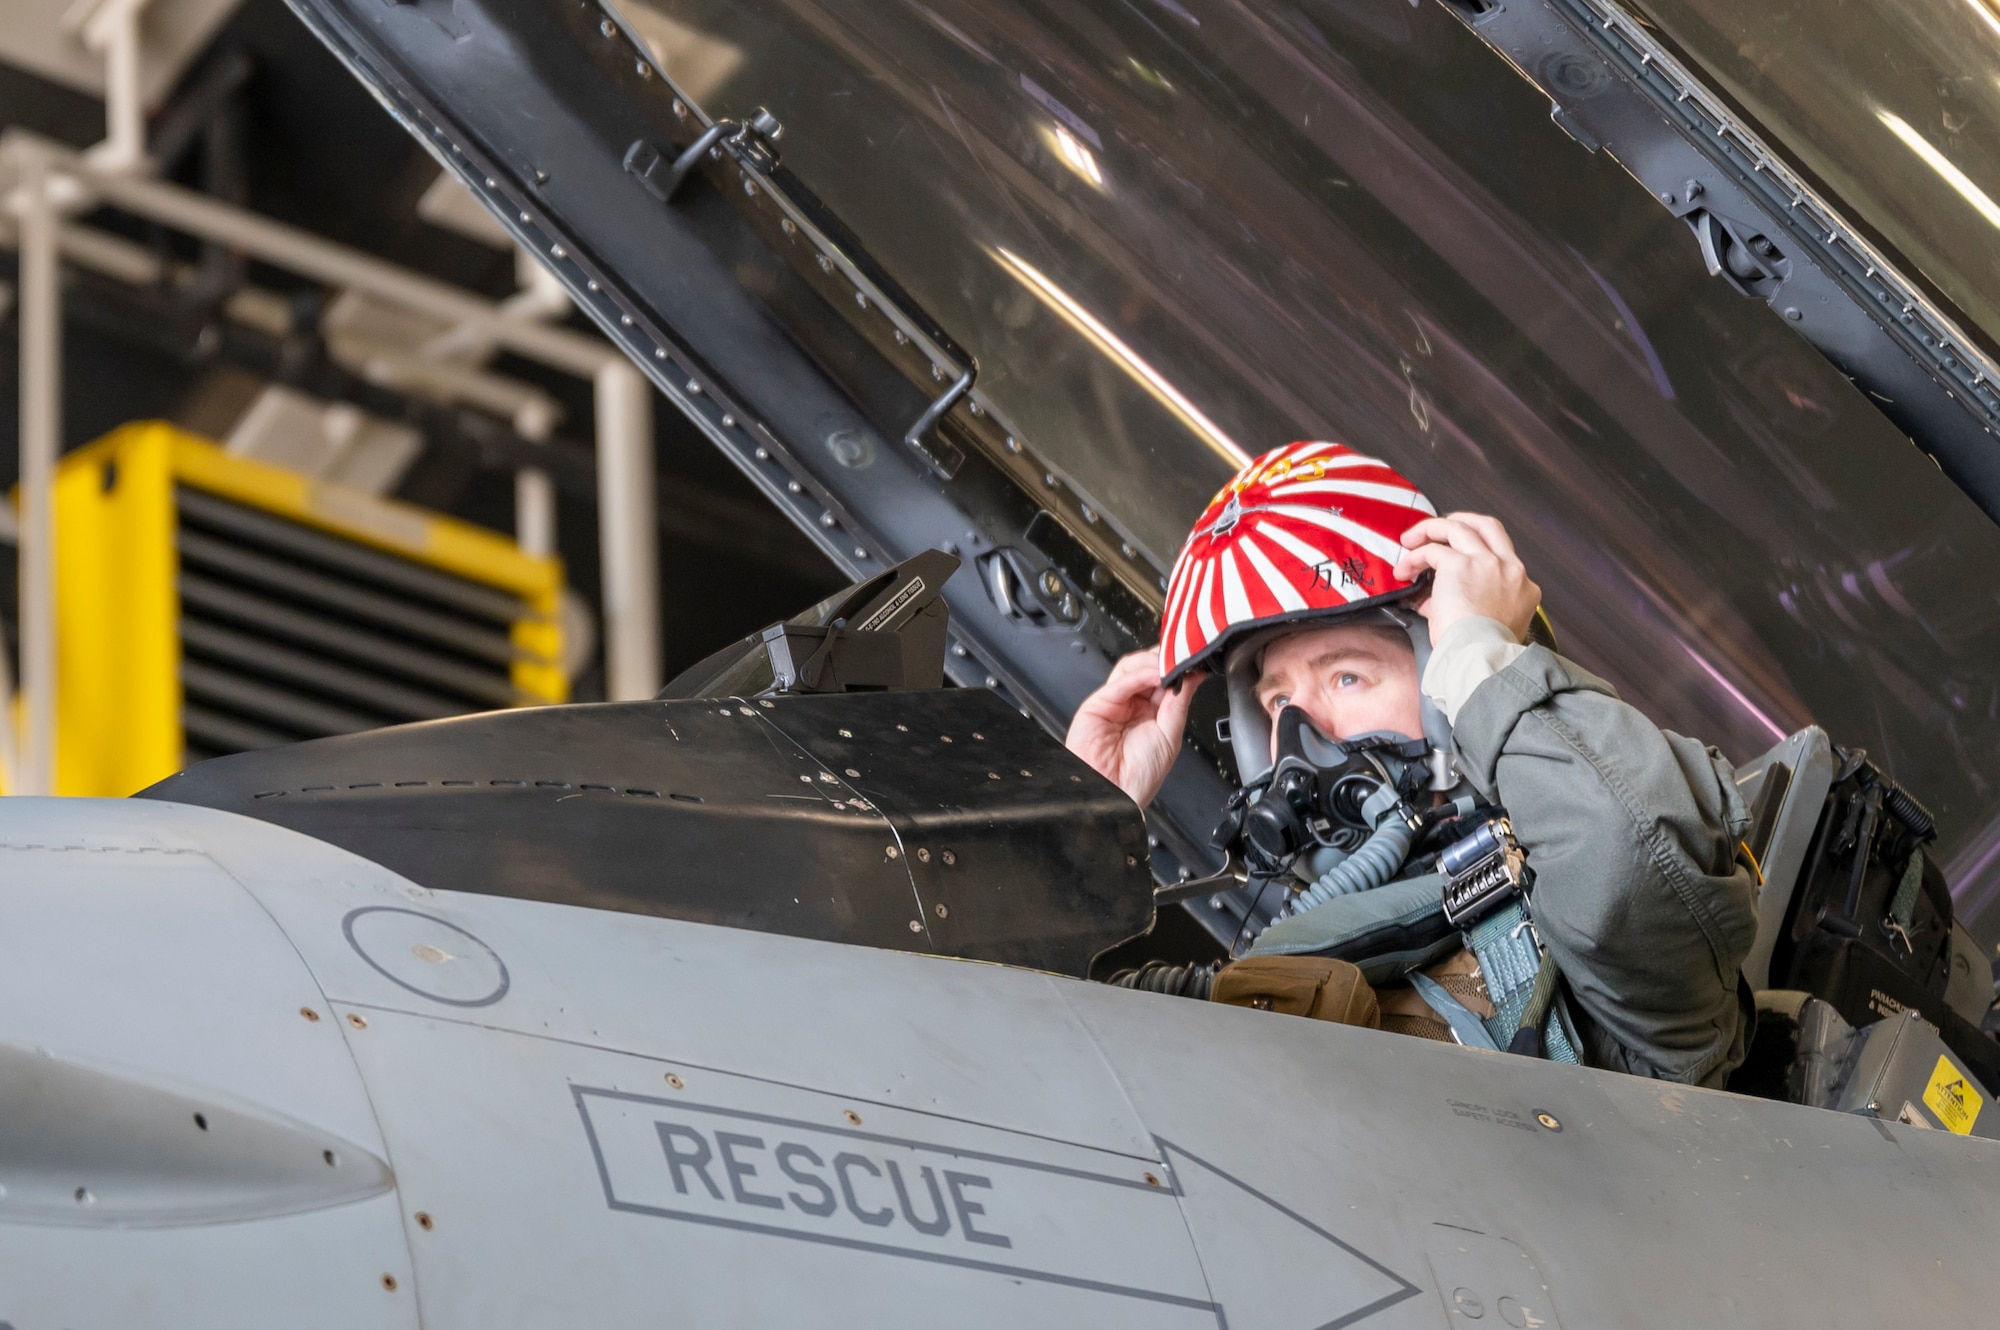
(1333, 672, 1361, 689)
(1266, 692, 1291, 715)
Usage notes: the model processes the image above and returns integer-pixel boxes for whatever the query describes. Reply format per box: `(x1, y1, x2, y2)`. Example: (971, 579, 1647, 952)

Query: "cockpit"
(145, 550, 2000, 1139)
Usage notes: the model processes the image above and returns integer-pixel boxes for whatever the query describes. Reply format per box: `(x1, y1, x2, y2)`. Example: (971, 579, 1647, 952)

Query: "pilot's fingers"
(1442, 511, 1518, 561)
(1100, 648, 1161, 691)
(1393, 541, 1467, 582)
(1401, 514, 1501, 561)
(1155, 669, 1203, 734)
(1079, 651, 1170, 718)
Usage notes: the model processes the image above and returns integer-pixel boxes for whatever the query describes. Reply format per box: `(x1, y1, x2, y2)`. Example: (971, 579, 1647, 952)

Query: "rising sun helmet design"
(1159, 441, 1445, 785)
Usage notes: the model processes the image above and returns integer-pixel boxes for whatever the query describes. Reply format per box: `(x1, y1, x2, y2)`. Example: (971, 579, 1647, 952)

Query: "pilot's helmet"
(1158, 441, 1443, 786)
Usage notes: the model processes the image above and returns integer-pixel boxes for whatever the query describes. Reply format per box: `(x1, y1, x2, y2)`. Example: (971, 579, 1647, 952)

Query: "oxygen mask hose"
(1281, 782, 1413, 919)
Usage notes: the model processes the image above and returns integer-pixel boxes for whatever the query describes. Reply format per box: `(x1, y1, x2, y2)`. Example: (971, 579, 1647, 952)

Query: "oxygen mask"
(1212, 706, 1427, 878)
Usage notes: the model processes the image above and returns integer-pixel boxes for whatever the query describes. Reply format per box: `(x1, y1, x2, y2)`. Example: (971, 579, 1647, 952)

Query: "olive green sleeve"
(1449, 645, 1760, 1086)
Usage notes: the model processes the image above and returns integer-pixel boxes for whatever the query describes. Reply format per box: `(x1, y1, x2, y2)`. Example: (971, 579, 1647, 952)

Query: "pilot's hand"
(1064, 648, 1203, 810)
(1393, 513, 1541, 643)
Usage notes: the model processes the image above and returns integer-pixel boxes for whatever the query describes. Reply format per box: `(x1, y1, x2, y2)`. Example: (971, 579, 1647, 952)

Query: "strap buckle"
(1440, 816, 1533, 926)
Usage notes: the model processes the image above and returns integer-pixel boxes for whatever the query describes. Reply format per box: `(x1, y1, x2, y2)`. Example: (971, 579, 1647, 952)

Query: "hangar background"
(0, 0, 842, 787)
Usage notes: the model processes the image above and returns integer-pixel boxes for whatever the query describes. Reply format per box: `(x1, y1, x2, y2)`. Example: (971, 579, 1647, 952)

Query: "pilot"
(1066, 442, 1759, 1088)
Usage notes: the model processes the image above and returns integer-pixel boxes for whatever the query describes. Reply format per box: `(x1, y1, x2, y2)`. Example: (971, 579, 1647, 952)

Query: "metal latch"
(1440, 816, 1533, 926)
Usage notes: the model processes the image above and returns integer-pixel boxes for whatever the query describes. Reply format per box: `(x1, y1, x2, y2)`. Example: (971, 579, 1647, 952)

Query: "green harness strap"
(1464, 901, 1581, 1065)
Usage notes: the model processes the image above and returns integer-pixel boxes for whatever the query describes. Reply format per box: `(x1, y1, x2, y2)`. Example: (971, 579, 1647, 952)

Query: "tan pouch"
(1210, 955, 1380, 1027)
(1377, 948, 1493, 1043)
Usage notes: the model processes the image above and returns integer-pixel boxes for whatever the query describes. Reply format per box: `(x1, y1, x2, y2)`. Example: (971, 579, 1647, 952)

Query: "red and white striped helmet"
(1159, 441, 1436, 683)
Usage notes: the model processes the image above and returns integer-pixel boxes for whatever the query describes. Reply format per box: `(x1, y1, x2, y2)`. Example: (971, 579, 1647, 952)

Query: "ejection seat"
(1724, 727, 1998, 1131)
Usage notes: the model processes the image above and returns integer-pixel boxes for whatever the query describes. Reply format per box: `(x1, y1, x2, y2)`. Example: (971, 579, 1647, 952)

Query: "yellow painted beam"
(51, 425, 181, 795)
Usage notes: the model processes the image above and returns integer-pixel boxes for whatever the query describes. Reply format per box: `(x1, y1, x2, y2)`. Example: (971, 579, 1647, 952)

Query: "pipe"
(593, 362, 661, 700)
(81, 0, 151, 174)
(15, 151, 60, 796)
(515, 466, 556, 559)
(46, 140, 614, 378)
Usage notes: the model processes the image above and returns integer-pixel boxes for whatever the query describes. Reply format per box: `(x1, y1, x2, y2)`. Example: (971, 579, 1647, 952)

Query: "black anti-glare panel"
(139, 688, 1154, 976)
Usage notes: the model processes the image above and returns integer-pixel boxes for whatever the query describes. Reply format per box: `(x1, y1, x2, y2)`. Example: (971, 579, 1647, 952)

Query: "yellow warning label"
(1922, 1055, 1984, 1136)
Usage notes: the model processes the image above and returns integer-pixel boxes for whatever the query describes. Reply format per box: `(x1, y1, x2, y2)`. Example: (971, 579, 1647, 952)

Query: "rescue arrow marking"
(575, 1085, 1218, 1319)
(575, 1086, 1422, 1327)
(1154, 1138, 1424, 1329)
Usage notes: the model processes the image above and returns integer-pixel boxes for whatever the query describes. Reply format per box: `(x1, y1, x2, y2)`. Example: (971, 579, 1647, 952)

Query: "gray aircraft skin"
(13, 0, 2000, 1324)
(5, 791, 1999, 1329)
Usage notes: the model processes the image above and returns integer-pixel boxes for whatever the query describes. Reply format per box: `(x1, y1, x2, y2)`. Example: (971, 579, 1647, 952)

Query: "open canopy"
(286, 0, 2000, 935)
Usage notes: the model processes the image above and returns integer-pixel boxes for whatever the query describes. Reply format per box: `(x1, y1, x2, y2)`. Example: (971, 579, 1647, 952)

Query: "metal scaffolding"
(0, 74, 670, 788)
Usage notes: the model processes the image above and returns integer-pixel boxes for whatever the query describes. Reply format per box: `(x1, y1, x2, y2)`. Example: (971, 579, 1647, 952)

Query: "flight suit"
(1451, 644, 1760, 1086)
(1251, 642, 1761, 1088)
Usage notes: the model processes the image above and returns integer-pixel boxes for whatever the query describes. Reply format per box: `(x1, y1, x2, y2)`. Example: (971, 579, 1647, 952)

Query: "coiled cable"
(1106, 960, 1218, 1000)
(1883, 783, 1936, 841)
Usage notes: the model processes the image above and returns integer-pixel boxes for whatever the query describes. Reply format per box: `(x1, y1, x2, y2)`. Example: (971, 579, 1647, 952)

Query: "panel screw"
(916, 848, 931, 863)
(1536, 1111, 1563, 1132)
(1143, 1172, 1162, 1187)
(665, 1073, 685, 1090)
(987, 772, 1001, 780)
(1127, 855, 1138, 867)
(382, 1274, 399, 1292)
(886, 846, 900, 859)
(838, 728, 853, 737)
(781, 218, 797, 235)
(636, 61, 652, 77)
(844, 1110, 863, 1125)
(845, 768, 861, 777)
(935, 903, 949, 918)
(1019, 769, 1032, 778)
(939, 735, 954, 744)
(908, 919, 923, 933)
(673, 99, 687, 118)
(416, 1212, 434, 1230)
(600, 18, 615, 36)
(300, 1007, 320, 1022)
(347, 1013, 368, 1029)
(941, 850, 956, 866)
